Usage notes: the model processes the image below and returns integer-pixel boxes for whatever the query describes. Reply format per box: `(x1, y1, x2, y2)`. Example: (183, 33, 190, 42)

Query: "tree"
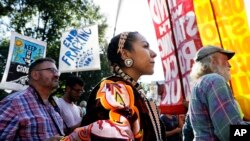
(0, 0, 111, 100)
(0, 39, 9, 78)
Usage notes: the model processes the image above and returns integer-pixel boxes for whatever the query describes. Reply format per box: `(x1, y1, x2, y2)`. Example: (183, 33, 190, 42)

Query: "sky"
(93, 0, 165, 83)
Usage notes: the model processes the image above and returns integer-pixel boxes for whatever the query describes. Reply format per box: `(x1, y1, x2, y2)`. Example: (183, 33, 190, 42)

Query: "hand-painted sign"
(0, 32, 46, 91)
(59, 25, 100, 73)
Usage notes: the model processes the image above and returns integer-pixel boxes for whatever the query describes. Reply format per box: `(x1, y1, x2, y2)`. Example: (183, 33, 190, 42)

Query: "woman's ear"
(120, 49, 130, 60)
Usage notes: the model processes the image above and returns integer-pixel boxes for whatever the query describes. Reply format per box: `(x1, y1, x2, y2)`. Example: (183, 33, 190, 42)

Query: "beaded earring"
(124, 58, 133, 67)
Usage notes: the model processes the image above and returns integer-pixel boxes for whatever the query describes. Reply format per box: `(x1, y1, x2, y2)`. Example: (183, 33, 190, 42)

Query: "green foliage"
(0, 0, 110, 102)
(0, 39, 9, 79)
(1, 0, 108, 43)
(0, 90, 8, 101)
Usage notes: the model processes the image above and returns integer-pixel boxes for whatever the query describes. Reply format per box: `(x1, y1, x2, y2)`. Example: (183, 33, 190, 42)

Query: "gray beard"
(212, 65, 230, 82)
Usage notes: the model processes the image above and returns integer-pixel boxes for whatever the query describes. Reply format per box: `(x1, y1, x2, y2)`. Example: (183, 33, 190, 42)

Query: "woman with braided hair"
(61, 31, 166, 141)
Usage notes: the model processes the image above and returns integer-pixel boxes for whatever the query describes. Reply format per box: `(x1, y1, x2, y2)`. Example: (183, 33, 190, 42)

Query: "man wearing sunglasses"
(0, 57, 64, 141)
(55, 75, 85, 135)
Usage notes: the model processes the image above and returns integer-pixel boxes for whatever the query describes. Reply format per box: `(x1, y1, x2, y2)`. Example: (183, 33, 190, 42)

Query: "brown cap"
(194, 45, 235, 61)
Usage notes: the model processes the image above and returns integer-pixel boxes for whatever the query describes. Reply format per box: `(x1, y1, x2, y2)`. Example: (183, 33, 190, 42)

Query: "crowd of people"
(0, 31, 249, 141)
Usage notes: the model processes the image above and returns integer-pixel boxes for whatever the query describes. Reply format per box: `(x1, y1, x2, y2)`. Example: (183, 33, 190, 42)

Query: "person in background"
(61, 31, 166, 141)
(182, 100, 194, 141)
(182, 112, 194, 141)
(0, 57, 64, 141)
(55, 75, 84, 135)
(189, 45, 250, 141)
(160, 113, 183, 141)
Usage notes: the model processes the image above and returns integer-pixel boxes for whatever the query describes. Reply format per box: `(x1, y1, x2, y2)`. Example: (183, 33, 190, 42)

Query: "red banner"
(147, 0, 202, 114)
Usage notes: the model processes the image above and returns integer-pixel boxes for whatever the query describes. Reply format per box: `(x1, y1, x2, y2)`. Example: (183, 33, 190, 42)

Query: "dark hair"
(66, 75, 84, 88)
(28, 57, 56, 77)
(107, 31, 139, 67)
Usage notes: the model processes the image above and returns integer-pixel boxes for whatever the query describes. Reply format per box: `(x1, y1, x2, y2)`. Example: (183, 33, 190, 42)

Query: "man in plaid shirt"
(0, 57, 64, 140)
(188, 46, 250, 141)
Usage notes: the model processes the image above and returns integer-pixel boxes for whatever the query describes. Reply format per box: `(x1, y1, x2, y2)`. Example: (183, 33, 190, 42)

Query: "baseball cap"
(194, 45, 235, 61)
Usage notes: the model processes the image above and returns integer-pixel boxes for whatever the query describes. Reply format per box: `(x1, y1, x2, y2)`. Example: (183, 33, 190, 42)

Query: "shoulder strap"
(49, 96, 70, 135)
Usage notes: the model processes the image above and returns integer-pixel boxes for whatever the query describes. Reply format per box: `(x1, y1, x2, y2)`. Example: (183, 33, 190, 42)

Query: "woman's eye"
(141, 41, 149, 48)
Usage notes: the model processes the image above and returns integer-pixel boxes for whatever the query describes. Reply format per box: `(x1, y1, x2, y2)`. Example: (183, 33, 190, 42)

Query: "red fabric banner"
(147, 0, 202, 114)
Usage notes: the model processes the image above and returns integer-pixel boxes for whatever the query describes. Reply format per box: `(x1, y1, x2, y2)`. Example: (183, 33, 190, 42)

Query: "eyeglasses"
(71, 87, 85, 94)
(35, 68, 59, 74)
(70, 87, 85, 94)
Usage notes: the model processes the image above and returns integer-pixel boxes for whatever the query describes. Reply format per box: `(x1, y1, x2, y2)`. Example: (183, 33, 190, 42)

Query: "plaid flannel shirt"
(189, 73, 250, 141)
(0, 86, 64, 140)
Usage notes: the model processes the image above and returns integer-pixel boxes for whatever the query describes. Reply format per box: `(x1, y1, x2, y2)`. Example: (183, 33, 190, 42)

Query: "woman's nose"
(150, 49, 157, 58)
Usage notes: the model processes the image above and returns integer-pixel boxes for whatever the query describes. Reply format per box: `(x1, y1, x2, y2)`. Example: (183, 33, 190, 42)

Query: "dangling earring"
(124, 58, 133, 67)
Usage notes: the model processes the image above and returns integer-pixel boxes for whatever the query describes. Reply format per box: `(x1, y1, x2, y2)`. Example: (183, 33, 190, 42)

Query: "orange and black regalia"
(61, 75, 166, 141)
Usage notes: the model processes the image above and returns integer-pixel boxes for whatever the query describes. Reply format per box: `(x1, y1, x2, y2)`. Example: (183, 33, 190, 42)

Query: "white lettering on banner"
(148, 0, 168, 25)
(159, 19, 171, 35)
(177, 41, 196, 74)
(167, 0, 177, 9)
(161, 78, 182, 104)
(161, 55, 193, 104)
(163, 55, 178, 81)
(158, 33, 175, 57)
(171, 4, 183, 20)
(16, 65, 29, 74)
(62, 29, 91, 66)
(169, 3, 199, 105)
(148, 0, 201, 107)
(173, 12, 197, 45)
(186, 12, 198, 37)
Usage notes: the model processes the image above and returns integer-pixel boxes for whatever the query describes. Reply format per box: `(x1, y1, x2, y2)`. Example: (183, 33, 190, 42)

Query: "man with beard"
(0, 57, 64, 141)
(55, 75, 84, 135)
(188, 46, 250, 141)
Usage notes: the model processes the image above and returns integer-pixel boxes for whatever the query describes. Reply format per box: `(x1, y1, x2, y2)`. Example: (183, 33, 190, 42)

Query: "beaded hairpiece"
(117, 32, 129, 54)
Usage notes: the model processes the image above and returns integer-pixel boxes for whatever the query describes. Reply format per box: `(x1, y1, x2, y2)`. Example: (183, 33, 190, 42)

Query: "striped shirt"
(189, 73, 250, 141)
(0, 86, 64, 140)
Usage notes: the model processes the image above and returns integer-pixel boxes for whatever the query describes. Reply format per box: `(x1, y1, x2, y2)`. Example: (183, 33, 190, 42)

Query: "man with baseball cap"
(185, 45, 250, 141)
(194, 45, 235, 61)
